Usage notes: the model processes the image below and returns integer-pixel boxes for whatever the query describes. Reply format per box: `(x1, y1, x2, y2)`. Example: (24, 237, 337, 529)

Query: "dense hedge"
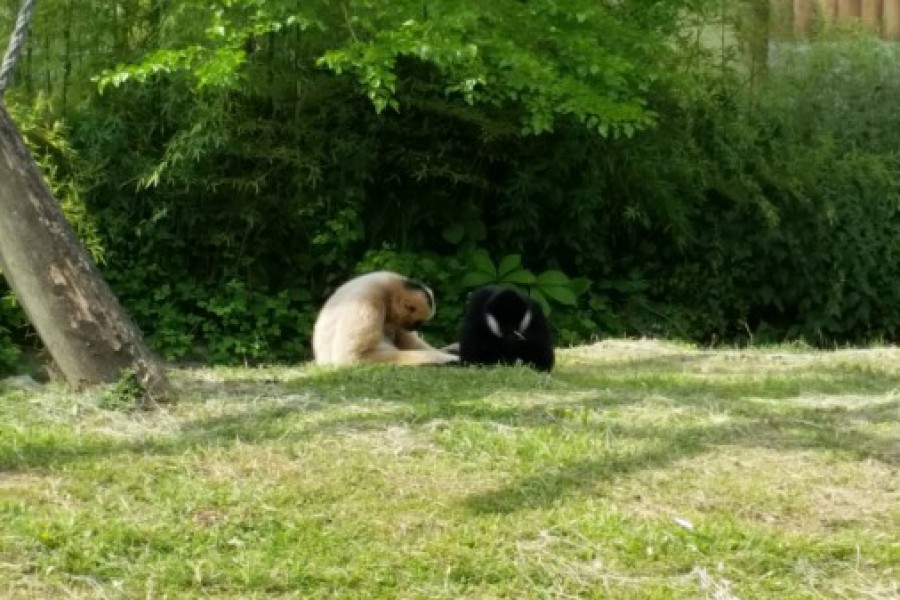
(2, 2, 900, 372)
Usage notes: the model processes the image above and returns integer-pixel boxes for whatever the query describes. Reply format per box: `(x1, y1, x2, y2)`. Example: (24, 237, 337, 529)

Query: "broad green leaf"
(461, 271, 496, 288)
(529, 288, 552, 316)
(497, 254, 522, 278)
(540, 284, 578, 306)
(469, 249, 496, 277)
(537, 270, 571, 286)
(570, 277, 593, 296)
(503, 269, 537, 285)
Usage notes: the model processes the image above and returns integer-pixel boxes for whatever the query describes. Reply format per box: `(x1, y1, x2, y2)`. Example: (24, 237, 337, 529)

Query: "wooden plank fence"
(775, 0, 900, 39)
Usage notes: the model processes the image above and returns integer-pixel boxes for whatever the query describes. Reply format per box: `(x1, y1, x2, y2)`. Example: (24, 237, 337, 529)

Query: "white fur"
(485, 313, 502, 338)
(517, 309, 532, 334)
(311, 271, 457, 365)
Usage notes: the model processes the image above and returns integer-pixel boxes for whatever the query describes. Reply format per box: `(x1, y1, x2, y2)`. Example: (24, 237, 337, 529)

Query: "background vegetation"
(3, 0, 900, 372)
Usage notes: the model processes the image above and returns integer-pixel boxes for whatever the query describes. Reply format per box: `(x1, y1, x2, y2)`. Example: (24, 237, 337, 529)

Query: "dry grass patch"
(611, 447, 900, 534)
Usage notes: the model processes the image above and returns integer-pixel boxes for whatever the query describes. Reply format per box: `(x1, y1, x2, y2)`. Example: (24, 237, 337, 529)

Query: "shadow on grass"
(462, 399, 900, 514)
(2, 359, 898, 517)
(460, 361, 900, 514)
(0, 365, 570, 471)
(464, 422, 734, 514)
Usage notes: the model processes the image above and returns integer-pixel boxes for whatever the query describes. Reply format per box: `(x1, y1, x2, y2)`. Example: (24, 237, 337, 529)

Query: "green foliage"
(5, 0, 900, 365)
(95, 2, 324, 94)
(0, 292, 23, 374)
(650, 36, 900, 344)
(106, 273, 315, 364)
(315, 0, 660, 136)
(195, 282, 314, 364)
(458, 248, 588, 316)
(97, 369, 147, 411)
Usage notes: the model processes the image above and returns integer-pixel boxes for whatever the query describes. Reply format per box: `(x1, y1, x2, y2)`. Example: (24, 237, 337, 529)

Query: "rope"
(0, 0, 38, 97)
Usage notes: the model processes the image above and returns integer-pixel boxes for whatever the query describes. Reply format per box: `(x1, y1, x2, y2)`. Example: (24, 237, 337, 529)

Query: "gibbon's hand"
(435, 351, 461, 364)
(439, 342, 461, 356)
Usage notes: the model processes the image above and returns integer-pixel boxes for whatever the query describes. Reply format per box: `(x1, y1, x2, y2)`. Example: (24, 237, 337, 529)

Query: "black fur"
(458, 285, 554, 372)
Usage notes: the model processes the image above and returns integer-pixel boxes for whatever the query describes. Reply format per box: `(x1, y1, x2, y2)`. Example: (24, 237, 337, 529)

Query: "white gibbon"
(312, 271, 460, 366)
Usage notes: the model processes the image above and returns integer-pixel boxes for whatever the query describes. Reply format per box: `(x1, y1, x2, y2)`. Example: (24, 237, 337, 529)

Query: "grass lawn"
(1, 339, 898, 599)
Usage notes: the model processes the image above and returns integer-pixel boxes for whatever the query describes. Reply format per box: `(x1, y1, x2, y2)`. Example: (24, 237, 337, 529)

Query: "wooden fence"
(775, 0, 900, 39)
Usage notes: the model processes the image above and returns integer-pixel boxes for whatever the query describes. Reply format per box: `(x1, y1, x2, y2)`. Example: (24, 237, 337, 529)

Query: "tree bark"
(794, 0, 813, 37)
(885, 0, 900, 39)
(0, 103, 175, 404)
(860, 0, 883, 31)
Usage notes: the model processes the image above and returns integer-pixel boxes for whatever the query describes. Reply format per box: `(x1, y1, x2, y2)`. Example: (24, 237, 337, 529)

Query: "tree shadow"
(464, 422, 735, 514)
(462, 381, 900, 515)
(0, 364, 585, 471)
(2, 358, 898, 516)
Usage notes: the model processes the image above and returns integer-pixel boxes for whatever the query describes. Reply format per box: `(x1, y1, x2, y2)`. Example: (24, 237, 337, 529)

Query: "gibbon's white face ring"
(425, 287, 436, 318)
(518, 309, 532, 334)
(486, 314, 503, 338)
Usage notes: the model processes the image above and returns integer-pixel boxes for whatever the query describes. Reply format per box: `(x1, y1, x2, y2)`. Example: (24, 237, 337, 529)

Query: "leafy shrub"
(654, 37, 900, 344)
(5, 1, 900, 366)
(0, 292, 23, 374)
(355, 245, 589, 346)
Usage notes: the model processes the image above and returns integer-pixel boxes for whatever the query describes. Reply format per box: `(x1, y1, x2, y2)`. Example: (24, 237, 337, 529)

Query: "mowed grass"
(1, 340, 898, 599)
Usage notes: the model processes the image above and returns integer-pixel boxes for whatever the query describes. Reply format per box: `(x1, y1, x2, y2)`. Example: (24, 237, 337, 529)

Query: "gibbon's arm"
(393, 329, 460, 363)
(440, 342, 460, 355)
(364, 346, 460, 365)
(327, 307, 457, 365)
(393, 329, 438, 351)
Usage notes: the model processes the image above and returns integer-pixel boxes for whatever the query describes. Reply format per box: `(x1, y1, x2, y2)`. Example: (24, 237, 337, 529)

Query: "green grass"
(1, 339, 898, 599)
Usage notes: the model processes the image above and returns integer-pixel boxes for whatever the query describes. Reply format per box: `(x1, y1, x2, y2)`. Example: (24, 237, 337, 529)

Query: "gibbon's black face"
(484, 288, 533, 344)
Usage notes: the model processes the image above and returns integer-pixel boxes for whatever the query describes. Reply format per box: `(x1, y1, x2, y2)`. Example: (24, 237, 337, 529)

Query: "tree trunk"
(885, 0, 900, 39)
(744, 0, 770, 90)
(0, 103, 175, 404)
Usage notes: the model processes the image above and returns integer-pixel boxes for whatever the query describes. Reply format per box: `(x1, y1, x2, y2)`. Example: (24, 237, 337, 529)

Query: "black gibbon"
(457, 285, 555, 372)
(312, 271, 460, 366)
